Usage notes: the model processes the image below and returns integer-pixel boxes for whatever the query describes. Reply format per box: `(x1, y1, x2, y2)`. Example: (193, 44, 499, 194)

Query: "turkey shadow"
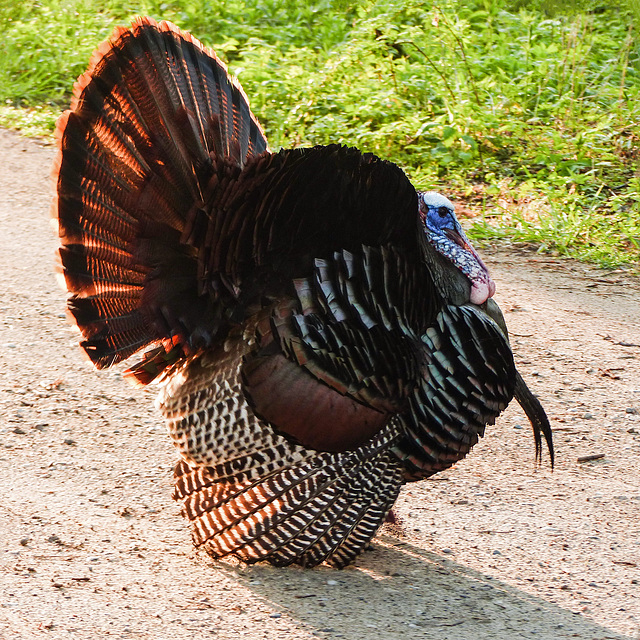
(213, 535, 632, 640)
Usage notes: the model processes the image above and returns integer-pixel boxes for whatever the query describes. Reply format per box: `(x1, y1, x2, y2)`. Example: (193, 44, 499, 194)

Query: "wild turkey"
(54, 17, 553, 569)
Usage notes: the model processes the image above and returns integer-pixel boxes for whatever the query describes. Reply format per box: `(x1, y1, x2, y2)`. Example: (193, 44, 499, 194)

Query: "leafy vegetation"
(0, 0, 638, 266)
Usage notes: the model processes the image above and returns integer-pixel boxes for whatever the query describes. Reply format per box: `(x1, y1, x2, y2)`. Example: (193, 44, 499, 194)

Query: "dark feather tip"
(514, 371, 554, 469)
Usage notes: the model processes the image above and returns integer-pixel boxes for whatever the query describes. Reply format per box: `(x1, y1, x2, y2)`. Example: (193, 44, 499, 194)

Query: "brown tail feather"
(55, 17, 268, 374)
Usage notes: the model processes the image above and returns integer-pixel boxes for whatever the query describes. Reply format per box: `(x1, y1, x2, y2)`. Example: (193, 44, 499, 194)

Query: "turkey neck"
(419, 234, 475, 307)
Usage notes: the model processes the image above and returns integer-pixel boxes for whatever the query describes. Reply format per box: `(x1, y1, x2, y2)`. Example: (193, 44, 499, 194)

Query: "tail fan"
(54, 17, 268, 372)
(173, 425, 404, 568)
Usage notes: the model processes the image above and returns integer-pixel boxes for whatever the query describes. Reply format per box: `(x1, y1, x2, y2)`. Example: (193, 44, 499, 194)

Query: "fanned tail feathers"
(54, 17, 267, 371)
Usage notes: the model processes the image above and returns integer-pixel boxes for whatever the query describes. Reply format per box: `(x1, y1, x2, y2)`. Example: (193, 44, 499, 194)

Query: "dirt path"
(0, 128, 638, 640)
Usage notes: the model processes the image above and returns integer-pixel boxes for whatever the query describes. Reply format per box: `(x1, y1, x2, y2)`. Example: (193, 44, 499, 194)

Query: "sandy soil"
(0, 128, 638, 640)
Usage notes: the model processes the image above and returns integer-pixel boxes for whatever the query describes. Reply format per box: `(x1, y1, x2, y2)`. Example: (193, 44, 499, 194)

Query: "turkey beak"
(444, 227, 490, 272)
(444, 227, 472, 252)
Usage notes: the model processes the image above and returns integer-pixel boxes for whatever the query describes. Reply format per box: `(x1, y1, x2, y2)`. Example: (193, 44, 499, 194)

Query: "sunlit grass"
(0, 0, 638, 267)
(471, 195, 640, 269)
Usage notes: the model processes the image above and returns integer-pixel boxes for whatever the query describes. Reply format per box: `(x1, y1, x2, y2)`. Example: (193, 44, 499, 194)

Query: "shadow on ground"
(213, 536, 632, 640)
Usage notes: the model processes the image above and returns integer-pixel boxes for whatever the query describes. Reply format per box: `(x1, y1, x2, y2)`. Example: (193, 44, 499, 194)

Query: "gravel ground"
(0, 128, 638, 640)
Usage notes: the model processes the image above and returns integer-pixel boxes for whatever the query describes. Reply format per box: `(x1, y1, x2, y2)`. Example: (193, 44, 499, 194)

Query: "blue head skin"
(418, 191, 495, 305)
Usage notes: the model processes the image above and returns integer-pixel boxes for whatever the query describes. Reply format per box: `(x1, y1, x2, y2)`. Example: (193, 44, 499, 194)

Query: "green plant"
(0, 0, 638, 267)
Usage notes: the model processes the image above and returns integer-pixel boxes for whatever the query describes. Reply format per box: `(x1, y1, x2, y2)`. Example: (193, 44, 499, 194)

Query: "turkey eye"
(437, 206, 449, 218)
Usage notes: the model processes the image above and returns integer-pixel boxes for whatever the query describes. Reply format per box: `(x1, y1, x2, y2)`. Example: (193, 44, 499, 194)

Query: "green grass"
(1, 0, 638, 268)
